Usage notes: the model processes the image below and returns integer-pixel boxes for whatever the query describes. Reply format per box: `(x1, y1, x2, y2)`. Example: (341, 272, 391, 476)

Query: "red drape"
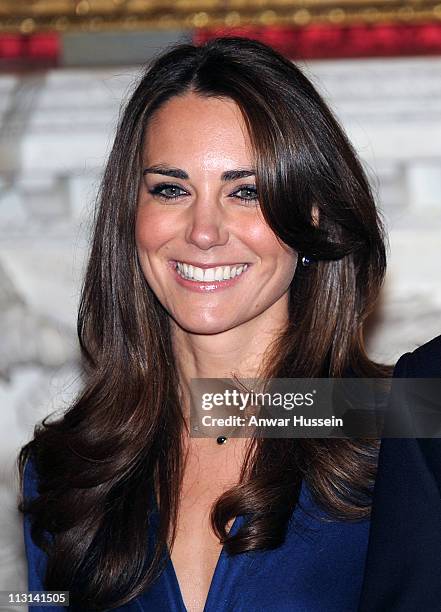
(0, 34, 59, 67)
(2, 23, 441, 67)
(194, 23, 441, 59)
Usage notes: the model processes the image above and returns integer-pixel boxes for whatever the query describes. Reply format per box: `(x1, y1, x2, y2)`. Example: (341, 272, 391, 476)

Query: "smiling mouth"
(172, 260, 250, 282)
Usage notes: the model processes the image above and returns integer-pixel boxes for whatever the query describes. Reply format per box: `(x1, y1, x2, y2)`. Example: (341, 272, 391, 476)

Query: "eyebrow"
(142, 165, 255, 182)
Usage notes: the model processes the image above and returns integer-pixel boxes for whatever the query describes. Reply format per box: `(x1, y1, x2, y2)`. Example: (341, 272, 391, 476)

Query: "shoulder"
(394, 334, 441, 378)
(392, 334, 441, 463)
(22, 453, 39, 501)
(358, 335, 441, 610)
(21, 453, 50, 593)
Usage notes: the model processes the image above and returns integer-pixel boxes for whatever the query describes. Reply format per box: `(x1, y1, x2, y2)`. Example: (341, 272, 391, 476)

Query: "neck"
(171, 305, 288, 423)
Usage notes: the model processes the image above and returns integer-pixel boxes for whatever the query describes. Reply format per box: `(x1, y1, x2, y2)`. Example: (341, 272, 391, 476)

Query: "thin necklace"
(215, 380, 261, 445)
(205, 372, 261, 446)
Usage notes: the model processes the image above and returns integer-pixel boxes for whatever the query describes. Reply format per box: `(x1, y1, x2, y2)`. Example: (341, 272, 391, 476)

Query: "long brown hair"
(18, 37, 389, 610)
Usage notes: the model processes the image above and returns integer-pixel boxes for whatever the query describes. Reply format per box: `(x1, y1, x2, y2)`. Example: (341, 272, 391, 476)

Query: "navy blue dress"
(23, 457, 370, 611)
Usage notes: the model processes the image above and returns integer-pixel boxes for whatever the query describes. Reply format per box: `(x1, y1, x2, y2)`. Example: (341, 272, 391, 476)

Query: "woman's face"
(136, 92, 298, 335)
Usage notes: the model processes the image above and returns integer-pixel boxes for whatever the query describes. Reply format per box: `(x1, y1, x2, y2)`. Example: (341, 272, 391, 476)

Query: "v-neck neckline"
(166, 514, 243, 612)
(148, 485, 245, 612)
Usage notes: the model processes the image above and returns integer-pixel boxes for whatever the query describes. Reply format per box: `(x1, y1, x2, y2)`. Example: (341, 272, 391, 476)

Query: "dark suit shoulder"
(358, 335, 441, 612)
(394, 334, 441, 378)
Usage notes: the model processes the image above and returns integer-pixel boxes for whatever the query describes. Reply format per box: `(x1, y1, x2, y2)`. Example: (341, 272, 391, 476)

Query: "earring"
(301, 255, 313, 266)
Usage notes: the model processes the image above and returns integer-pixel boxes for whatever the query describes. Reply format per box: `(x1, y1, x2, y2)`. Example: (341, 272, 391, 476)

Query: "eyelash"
(148, 183, 259, 205)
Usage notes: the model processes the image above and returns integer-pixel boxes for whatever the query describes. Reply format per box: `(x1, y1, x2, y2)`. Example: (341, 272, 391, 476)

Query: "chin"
(171, 313, 242, 336)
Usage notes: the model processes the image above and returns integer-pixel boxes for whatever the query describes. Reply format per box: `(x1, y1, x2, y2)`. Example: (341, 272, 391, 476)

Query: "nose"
(185, 196, 229, 250)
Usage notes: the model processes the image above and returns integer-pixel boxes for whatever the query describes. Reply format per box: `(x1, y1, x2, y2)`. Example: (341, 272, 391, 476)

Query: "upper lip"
(172, 260, 250, 269)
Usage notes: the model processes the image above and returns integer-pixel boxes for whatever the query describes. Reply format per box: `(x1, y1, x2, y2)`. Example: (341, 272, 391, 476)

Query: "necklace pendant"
(216, 436, 228, 445)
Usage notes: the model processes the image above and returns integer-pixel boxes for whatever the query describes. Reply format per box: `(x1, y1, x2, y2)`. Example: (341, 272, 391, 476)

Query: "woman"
(19, 37, 389, 611)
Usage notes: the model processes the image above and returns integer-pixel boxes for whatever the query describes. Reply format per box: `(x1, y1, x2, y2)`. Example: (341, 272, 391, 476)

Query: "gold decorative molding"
(1, 0, 441, 33)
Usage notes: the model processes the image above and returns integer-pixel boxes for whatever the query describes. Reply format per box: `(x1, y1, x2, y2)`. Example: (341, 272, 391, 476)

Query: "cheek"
(135, 207, 171, 254)
(275, 252, 298, 290)
(250, 223, 297, 266)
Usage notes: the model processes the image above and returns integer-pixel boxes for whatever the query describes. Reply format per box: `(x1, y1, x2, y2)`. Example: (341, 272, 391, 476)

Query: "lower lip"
(168, 261, 251, 292)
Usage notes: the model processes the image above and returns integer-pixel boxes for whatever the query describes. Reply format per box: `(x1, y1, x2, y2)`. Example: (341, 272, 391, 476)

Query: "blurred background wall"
(0, 0, 440, 599)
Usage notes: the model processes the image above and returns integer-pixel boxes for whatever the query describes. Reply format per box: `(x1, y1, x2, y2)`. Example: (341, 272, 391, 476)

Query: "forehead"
(142, 92, 254, 167)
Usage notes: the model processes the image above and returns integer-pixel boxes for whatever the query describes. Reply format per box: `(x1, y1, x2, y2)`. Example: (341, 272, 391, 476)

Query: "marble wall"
(0, 56, 440, 595)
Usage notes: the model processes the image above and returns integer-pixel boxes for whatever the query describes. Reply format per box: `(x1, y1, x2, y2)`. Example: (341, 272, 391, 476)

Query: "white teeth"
(175, 262, 249, 282)
(203, 268, 215, 282)
(194, 267, 204, 281)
